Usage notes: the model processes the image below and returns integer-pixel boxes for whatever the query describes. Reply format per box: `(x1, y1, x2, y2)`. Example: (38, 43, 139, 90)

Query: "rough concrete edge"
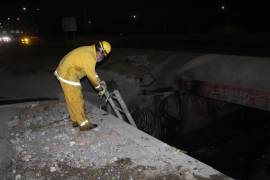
(2, 101, 233, 180)
(88, 104, 233, 180)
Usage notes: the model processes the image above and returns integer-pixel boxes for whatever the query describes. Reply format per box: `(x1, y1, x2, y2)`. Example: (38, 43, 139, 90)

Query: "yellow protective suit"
(54, 45, 101, 127)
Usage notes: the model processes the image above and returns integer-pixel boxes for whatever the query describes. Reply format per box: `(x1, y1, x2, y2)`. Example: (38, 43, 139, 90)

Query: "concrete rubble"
(0, 100, 232, 180)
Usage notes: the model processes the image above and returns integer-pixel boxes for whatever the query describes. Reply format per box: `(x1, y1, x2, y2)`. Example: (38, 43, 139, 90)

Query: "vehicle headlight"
(21, 37, 30, 45)
(0, 36, 11, 43)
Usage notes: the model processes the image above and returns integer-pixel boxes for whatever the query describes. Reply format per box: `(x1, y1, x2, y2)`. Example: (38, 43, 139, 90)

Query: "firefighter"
(54, 41, 111, 131)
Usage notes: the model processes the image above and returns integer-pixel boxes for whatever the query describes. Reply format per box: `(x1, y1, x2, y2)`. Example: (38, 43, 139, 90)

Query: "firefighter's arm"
(85, 68, 101, 90)
(86, 69, 107, 97)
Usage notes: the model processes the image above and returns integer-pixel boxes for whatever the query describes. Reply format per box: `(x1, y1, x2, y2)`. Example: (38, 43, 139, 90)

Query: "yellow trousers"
(60, 82, 89, 125)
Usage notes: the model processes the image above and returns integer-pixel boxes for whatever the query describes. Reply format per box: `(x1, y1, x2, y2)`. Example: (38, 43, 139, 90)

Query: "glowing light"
(22, 6, 27, 11)
(0, 36, 11, 43)
(21, 37, 31, 45)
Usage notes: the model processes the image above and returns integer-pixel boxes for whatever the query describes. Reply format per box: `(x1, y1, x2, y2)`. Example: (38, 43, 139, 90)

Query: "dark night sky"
(0, 0, 269, 35)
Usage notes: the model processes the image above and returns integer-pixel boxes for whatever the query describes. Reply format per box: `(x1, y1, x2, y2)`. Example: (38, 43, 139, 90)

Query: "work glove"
(98, 87, 106, 97)
(98, 81, 107, 97)
(99, 81, 107, 89)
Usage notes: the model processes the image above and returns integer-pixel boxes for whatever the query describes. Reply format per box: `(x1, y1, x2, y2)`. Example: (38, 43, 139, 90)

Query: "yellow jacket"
(55, 45, 101, 88)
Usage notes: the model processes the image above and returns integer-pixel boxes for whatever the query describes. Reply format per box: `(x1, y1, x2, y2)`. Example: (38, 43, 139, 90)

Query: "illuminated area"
(20, 37, 30, 45)
(1, 1, 270, 180)
(221, 5, 225, 11)
(0, 35, 11, 43)
(22, 6, 27, 11)
(217, 0, 227, 12)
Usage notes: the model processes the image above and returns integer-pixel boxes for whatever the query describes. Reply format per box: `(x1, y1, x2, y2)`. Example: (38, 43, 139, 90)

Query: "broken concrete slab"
(2, 101, 232, 180)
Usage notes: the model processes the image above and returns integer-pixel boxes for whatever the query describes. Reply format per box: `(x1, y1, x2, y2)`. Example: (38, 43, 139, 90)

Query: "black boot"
(72, 122, 79, 127)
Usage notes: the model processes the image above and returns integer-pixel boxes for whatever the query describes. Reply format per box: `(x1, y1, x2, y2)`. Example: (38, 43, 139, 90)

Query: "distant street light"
(7, 17, 11, 21)
(221, 5, 225, 11)
(22, 6, 27, 11)
(217, 0, 227, 12)
(16, 17, 20, 21)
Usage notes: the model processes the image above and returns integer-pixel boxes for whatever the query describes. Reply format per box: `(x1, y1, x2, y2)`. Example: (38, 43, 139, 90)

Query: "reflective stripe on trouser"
(59, 81, 90, 125)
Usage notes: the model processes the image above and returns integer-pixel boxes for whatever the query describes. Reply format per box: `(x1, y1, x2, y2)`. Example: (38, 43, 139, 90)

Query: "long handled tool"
(103, 90, 137, 128)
